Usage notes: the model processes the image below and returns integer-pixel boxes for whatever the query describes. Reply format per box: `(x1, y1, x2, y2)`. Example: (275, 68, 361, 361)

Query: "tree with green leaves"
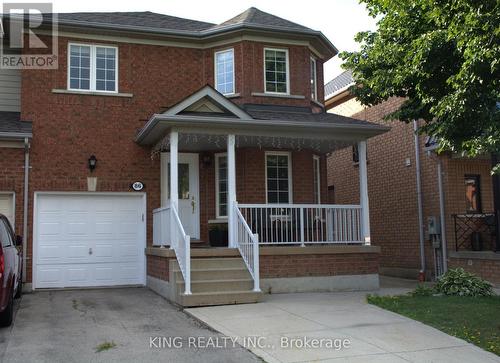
(341, 0, 500, 172)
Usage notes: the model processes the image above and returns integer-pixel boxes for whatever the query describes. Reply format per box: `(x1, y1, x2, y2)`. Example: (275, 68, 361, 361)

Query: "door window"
(168, 163, 191, 199)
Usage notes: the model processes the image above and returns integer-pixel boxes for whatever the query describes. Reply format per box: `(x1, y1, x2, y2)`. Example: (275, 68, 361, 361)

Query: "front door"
(161, 153, 200, 239)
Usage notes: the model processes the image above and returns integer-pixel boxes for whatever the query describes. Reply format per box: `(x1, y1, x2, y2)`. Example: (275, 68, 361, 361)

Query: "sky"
(20, 0, 378, 83)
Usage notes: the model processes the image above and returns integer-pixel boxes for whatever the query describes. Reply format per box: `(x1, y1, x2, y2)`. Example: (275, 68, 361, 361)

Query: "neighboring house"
(326, 70, 500, 284)
(0, 9, 389, 307)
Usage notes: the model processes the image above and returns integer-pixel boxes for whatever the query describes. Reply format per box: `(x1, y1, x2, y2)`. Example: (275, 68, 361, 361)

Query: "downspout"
(22, 137, 30, 283)
(492, 153, 500, 252)
(437, 158, 448, 273)
(413, 121, 426, 276)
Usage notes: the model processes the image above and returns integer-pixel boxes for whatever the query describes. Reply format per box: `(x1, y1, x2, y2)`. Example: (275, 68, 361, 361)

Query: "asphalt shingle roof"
(324, 70, 354, 98)
(0, 112, 32, 135)
(243, 104, 376, 127)
(44, 8, 317, 35)
(51, 11, 214, 32)
(211, 7, 311, 32)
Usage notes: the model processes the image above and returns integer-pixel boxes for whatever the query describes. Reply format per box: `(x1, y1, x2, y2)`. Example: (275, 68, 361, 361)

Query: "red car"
(0, 214, 22, 326)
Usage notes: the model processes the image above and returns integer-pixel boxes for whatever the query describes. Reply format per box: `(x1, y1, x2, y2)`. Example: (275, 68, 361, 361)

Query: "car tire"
(14, 274, 22, 299)
(0, 294, 14, 327)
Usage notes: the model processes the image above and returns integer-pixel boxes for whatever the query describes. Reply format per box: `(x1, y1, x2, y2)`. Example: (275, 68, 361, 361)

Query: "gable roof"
(136, 86, 389, 146)
(11, 8, 337, 59)
(325, 70, 354, 99)
(161, 85, 253, 120)
(0, 112, 32, 140)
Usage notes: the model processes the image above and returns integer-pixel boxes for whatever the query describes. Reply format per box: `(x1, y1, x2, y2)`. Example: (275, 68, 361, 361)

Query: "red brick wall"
(328, 97, 496, 279)
(147, 255, 171, 281)
(181, 147, 328, 243)
(18, 35, 329, 282)
(260, 253, 379, 278)
(147, 250, 379, 282)
(0, 147, 25, 236)
(449, 257, 500, 285)
(204, 41, 323, 108)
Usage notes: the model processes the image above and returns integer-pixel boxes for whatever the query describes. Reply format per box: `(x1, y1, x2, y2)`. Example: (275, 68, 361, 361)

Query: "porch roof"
(0, 112, 32, 141)
(135, 86, 390, 147)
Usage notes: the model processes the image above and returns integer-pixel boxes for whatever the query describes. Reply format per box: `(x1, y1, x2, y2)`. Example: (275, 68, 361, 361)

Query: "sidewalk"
(186, 280, 500, 363)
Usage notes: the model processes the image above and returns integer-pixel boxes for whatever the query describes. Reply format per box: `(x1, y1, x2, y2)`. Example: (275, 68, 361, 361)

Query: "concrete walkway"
(186, 281, 500, 363)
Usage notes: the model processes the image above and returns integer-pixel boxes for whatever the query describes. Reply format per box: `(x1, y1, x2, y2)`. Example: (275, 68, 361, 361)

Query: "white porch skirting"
(260, 274, 379, 294)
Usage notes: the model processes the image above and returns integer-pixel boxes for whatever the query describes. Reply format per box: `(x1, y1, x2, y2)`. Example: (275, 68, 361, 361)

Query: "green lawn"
(368, 294, 500, 356)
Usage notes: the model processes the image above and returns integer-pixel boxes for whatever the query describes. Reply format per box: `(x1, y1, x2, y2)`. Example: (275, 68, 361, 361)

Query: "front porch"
(136, 86, 388, 306)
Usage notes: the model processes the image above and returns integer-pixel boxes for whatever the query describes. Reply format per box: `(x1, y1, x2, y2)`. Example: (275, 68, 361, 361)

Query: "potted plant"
(209, 223, 228, 247)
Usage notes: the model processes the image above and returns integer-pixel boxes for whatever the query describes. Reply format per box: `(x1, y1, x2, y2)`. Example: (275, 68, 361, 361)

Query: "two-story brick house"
(326, 71, 500, 285)
(1, 9, 388, 306)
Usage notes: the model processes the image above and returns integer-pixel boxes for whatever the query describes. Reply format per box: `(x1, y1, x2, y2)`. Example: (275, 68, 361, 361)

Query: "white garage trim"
(0, 192, 15, 229)
(33, 192, 147, 289)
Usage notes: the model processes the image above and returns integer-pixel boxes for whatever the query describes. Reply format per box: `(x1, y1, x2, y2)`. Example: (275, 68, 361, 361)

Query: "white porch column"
(169, 131, 178, 249)
(358, 140, 371, 245)
(227, 134, 237, 248)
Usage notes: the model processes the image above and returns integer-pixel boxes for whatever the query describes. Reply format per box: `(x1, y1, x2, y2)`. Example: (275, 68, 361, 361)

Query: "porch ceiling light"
(88, 155, 97, 172)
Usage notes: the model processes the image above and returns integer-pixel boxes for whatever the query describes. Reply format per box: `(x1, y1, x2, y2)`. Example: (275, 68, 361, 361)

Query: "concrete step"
(180, 290, 262, 307)
(177, 278, 254, 293)
(189, 258, 246, 269)
(174, 267, 251, 281)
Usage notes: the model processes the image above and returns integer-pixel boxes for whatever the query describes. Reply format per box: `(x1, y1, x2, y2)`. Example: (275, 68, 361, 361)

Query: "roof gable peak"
(162, 86, 253, 120)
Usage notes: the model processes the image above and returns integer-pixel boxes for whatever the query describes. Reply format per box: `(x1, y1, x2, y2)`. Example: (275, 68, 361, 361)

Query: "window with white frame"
(215, 49, 234, 95)
(266, 152, 292, 203)
(69, 43, 118, 92)
(264, 48, 289, 94)
(310, 57, 318, 100)
(215, 154, 228, 218)
(313, 155, 321, 203)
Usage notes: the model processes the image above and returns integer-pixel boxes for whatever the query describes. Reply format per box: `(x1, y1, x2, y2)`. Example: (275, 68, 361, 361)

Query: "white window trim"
(0, 191, 15, 230)
(310, 56, 318, 101)
(67, 42, 119, 94)
(263, 47, 290, 95)
(265, 151, 293, 204)
(313, 155, 321, 203)
(214, 48, 236, 96)
(215, 153, 228, 219)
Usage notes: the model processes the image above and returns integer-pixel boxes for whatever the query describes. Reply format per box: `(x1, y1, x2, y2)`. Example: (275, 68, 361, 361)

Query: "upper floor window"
(264, 48, 289, 94)
(465, 175, 482, 213)
(215, 49, 234, 95)
(310, 57, 318, 100)
(68, 43, 118, 93)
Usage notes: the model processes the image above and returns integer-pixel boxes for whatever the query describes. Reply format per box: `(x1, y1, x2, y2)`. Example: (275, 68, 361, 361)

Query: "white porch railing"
(171, 207, 191, 294)
(152, 206, 170, 247)
(238, 204, 363, 245)
(235, 205, 260, 292)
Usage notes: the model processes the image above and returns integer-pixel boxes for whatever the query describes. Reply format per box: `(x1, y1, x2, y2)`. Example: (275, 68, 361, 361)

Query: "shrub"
(411, 284, 434, 297)
(435, 268, 494, 297)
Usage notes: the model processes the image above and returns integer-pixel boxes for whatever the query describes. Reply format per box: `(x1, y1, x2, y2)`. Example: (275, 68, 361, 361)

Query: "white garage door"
(34, 193, 145, 289)
(0, 193, 14, 228)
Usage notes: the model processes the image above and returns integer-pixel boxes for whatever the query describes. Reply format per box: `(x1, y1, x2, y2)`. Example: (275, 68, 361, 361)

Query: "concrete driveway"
(0, 288, 260, 363)
(186, 285, 500, 363)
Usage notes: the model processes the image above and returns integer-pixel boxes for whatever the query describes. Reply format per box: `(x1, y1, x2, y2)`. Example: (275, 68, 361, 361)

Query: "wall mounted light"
(88, 155, 97, 172)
